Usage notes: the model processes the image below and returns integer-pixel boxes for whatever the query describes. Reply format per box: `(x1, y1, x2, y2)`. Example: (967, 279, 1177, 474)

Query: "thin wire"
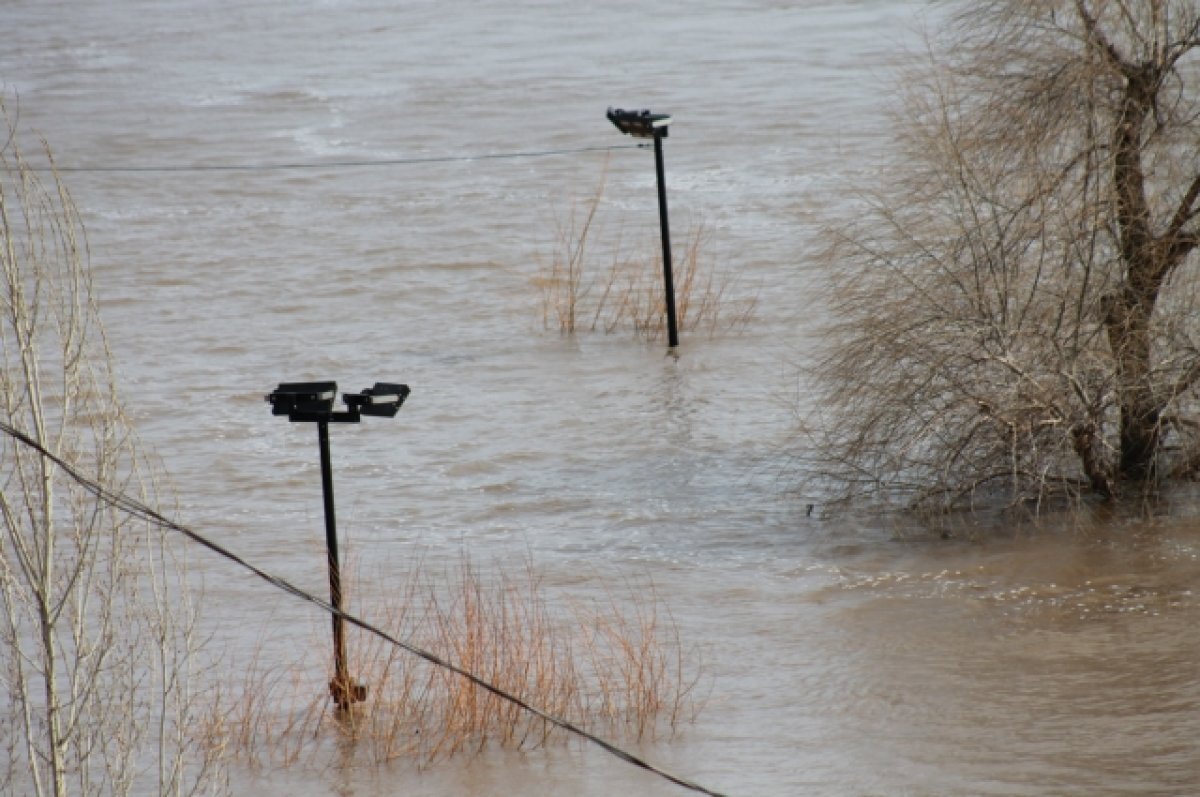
(0, 419, 731, 797)
(44, 143, 647, 173)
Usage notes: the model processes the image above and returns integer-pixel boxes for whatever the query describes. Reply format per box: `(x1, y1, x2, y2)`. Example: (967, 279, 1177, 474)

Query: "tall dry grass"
(537, 174, 756, 340)
(203, 555, 703, 770)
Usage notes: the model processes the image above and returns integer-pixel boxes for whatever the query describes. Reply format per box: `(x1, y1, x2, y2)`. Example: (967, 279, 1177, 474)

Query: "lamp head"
(266, 381, 338, 416)
(343, 382, 410, 418)
(607, 107, 671, 139)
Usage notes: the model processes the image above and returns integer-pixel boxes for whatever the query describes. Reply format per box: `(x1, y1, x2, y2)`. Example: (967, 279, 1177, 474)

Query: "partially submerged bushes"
(205, 555, 703, 769)
(537, 173, 756, 341)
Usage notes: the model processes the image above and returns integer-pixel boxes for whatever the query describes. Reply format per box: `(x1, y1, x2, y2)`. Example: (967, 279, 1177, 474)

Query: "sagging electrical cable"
(42, 143, 647, 173)
(0, 419, 731, 797)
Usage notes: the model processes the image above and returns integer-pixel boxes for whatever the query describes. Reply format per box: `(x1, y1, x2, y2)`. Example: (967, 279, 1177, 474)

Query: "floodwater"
(4, 1, 1199, 794)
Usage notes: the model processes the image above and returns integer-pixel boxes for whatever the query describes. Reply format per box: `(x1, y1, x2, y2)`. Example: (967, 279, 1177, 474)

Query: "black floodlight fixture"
(607, 107, 671, 139)
(267, 381, 338, 417)
(265, 377, 410, 710)
(606, 106, 679, 347)
(343, 382, 411, 418)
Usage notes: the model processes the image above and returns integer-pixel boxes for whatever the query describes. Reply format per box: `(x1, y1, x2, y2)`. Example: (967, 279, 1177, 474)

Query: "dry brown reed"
(203, 555, 703, 771)
(536, 174, 756, 340)
(573, 579, 698, 740)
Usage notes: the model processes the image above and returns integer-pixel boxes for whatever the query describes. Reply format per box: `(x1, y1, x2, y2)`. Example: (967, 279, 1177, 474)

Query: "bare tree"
(0, 109, 224, 794)
(807, 0, 1200, 508)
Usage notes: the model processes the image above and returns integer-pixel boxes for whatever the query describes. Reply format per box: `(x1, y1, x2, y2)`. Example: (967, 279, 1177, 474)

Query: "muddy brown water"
(4, 0, 1198, 793)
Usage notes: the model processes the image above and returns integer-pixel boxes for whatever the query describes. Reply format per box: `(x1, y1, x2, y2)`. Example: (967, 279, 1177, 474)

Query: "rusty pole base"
(329, 676, 368, 710)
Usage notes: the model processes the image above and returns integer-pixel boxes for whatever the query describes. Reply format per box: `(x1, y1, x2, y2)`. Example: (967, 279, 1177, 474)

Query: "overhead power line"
(0, 419, 731, 797)
(44, 143, 647, 174)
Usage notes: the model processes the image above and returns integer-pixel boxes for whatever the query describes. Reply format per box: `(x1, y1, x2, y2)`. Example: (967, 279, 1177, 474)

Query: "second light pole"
(607, 107, 678, 348)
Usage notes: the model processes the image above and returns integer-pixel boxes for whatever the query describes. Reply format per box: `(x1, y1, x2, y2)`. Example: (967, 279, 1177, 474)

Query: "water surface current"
(4, 1, 1198, 794)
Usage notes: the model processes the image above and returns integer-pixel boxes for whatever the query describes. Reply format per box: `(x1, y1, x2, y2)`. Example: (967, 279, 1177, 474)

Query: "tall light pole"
(266, 380, 410, 710)
(607, 107, 678, 348)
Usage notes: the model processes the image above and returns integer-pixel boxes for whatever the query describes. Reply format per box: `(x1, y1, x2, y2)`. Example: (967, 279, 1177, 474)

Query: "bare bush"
(0, 108, 223, 795)
(537, 172, 756, 340)
(806, 1, 1200, 510)
(207, 555, 703, 769)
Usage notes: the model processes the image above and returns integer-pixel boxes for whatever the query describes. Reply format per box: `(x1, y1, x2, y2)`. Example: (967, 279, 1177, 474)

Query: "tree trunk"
(1104, 288, 1161, 481)
(1104, 59, 1167, 482)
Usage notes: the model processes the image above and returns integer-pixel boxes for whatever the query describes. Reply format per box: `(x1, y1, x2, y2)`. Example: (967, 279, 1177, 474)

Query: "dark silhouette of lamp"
(607, 107, 678, 348)
(266, 380, 410, 710)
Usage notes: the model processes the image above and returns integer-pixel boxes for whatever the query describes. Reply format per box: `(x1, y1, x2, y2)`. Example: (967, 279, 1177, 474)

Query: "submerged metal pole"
(267, 381, 406, 711)
(653, 129, 679, 348)
(317, 418, 351, 710)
